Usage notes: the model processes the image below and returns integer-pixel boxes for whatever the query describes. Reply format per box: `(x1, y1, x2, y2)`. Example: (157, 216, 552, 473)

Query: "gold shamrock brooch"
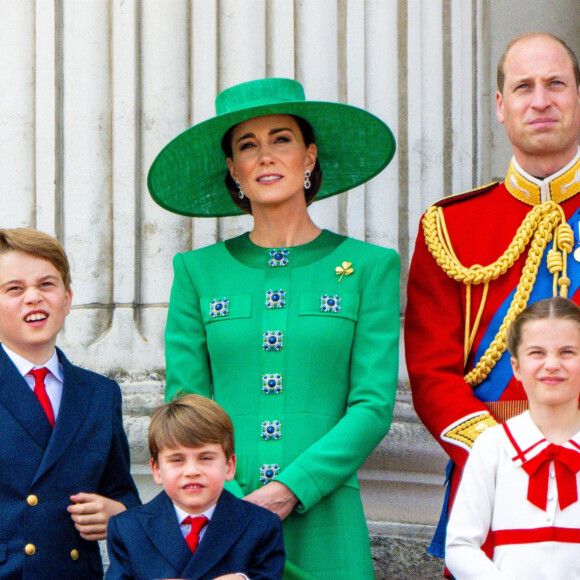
(335, 261, 354, 283)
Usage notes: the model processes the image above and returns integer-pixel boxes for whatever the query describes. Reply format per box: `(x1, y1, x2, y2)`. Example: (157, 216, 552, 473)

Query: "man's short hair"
(149, 394, 235, 462)
(497, 32, 580, 93)
(0, 228, 71, 290)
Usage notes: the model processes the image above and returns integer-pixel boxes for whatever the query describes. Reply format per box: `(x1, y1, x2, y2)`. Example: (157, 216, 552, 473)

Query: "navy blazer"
(0, 346, 140, 579)
(106, 489, 285, 580)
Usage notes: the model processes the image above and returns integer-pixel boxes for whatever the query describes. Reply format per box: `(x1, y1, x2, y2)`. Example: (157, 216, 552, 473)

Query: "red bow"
(522, 444, 580, 511)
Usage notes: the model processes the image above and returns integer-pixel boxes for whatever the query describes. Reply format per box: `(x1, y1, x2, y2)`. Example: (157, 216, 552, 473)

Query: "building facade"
(2, 1, 579, 576)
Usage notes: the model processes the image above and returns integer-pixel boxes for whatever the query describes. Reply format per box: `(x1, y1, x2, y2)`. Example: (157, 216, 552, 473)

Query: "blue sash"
(473, 208, 580, 402)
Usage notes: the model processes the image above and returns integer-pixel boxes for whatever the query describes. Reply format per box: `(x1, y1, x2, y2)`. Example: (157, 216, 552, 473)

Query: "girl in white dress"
(446, 297, 580, 580)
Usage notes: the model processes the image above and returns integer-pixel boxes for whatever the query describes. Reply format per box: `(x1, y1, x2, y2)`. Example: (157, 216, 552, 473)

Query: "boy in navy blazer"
(106, 394, 285, 580)
(0, 228, 140, 579)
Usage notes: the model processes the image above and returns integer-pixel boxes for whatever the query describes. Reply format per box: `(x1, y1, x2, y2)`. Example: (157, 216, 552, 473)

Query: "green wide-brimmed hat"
(147, 78, 396, 217)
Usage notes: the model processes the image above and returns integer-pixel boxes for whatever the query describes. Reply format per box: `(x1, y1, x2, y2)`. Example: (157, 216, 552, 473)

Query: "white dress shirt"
(172, 501, 250, 580)
(174, 502, 217, 544)
(1, 343, 63, 419)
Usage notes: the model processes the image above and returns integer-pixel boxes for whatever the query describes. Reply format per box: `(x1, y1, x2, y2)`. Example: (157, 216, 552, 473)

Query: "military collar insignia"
(505, 150, 580, 206)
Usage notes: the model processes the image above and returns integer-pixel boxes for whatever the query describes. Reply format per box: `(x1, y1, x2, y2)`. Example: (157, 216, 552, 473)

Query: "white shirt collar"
(174, 501, 217, 525)
(503, 410, 580, 465)
(1, 344, 62, 382)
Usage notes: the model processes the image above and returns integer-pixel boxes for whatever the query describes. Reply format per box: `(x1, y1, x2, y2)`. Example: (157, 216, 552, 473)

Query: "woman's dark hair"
(507, 297, 580, 358)
(220, 115, 323, 215)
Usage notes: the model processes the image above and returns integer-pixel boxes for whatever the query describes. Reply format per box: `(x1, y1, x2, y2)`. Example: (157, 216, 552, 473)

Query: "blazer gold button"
(27, 495, 38, 506)
(70, 549, 79, 560)
(24, 544, 36, 556)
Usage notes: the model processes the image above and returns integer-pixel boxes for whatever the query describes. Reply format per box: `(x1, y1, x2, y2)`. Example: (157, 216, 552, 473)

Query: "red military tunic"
(405, 151, 580, 553)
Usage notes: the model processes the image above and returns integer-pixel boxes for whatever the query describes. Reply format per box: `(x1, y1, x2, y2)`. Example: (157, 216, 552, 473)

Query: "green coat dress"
(165, 230, 400, 579)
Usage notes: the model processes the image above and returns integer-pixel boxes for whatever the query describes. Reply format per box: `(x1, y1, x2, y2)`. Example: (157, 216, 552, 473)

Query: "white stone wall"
(1, 0, 579, 534)
(1, 0, 480, 368)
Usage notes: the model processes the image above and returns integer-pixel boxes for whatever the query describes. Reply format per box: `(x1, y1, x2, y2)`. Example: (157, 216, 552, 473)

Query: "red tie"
(182, 516, 208, 553)
(29, 367, 55, 428)
(522, 443, 580, 510)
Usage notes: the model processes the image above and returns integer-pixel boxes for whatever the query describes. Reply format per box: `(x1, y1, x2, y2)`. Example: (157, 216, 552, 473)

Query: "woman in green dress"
(148, 78, 400, 580)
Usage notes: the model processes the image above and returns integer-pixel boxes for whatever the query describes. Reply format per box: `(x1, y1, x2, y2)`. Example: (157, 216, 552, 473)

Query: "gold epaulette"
(431, 182, 499, 209)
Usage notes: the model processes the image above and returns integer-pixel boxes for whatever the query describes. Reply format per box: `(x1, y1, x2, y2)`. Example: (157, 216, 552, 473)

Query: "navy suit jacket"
(106, 489, 285, 580)
(0, 346, 140, 579)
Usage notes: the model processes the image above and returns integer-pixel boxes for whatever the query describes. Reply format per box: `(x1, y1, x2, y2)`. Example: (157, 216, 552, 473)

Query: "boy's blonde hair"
(0, 228, 71, 290)
(149, 394, 235, 462)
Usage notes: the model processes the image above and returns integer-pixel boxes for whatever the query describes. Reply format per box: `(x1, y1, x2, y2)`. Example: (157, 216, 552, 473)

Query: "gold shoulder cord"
(423, 200, 574, 387)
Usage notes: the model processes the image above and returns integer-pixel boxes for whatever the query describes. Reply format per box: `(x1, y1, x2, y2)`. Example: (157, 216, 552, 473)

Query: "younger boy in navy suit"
(0, 228, 140, 579)
(106, 394, 285, 580)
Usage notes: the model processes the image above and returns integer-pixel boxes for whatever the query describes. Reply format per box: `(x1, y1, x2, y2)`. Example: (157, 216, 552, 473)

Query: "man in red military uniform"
(405, 32, 580, 559)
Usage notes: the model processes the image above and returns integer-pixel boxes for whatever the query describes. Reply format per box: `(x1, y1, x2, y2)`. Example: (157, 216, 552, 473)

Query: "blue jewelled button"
(266, 289, 286, 309)
(260, 463, 280, 485)
(262, 374, 283, 394)
(321, 294, 341, 313)
(210, 298, 230, 318)
(263, 331, 284, 351)
(261, 420, 282, 440)
(268, 248, 289, 267)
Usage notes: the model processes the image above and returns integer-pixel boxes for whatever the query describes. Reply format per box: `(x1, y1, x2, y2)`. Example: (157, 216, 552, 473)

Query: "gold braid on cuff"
(443, 413, 498, 449)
